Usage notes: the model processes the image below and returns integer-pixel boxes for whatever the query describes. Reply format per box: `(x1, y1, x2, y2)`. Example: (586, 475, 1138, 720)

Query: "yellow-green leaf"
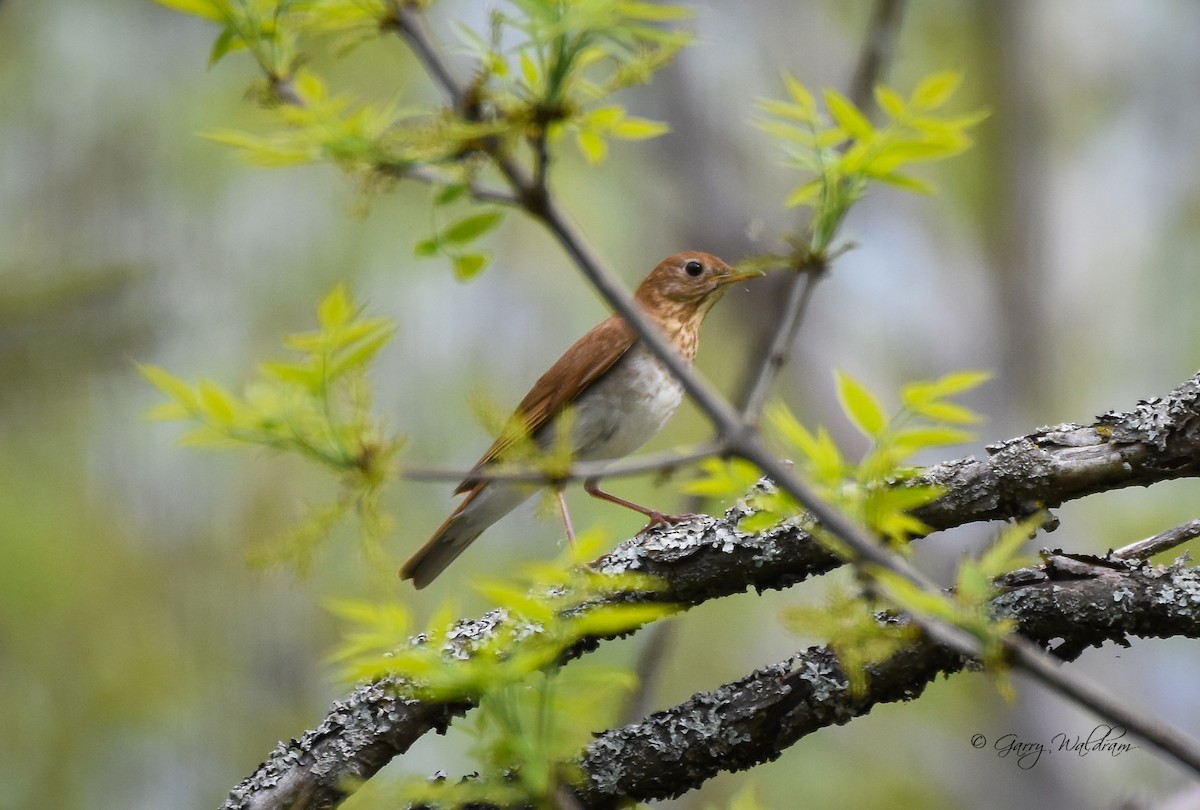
(872, 172, 933, 195)
(318, 284, 353, 329)
(874, 85, 907, 120)
(823, 88, 873, 141)
(610, 116, 670, 141)
(197, 380, 238, 424)
(329, 327, 396, 378)
(153, 0, 226, 22)
(890, 426, 974, 453)
(616, 1, 692, 21)
(442, 212, 503, 244)
(904, 370, 992, 404)
(835, 370, 887, 438)
(519, 50, 539, 88)
(910, 400, 981, 425)
(138, 363, 199, 408)
(260, 360, 320, 389)
(783, 72, 816, 118)
(145, 401, 191, 421)
(576, 129, 607, 164)
(911, 71, 963, 111)
(452, 252, 489, 280)
(208, 26, 245, 66)
(784, 179, 823, 208)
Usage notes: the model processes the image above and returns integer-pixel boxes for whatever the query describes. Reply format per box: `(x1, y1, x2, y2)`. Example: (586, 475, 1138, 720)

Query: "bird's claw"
(642, 511, 697, 531)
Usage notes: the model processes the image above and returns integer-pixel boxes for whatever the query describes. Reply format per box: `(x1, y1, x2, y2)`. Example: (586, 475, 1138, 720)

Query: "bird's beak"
(718, 269, 765, 287)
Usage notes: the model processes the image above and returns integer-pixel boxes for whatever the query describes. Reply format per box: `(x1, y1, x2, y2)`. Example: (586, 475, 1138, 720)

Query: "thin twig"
(1111, 519, 1200, 561)
(848, 0, 909, 112)
(618, 620, 677, 727)
(739, 261, 825, 427)
(401, 443, 723, 486)
(390, 5, 464, 109)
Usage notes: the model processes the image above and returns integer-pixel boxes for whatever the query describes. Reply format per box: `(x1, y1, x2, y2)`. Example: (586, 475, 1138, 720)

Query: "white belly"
(552, 345, 685, 462)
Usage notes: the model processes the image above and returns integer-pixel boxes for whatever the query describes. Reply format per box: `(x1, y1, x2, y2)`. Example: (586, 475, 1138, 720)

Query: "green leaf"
(153, 0, 226, 22)
(909, 399, 981, 425)
(757, 98, 813, 123)
(318, 284, 353, 329)
(739, 509, 783, 534)
(616, 1, 692, 21)
(442, 212, 503, 245)
(519, 50, 539, 88)
(784, 179, 823, 208)
(976, 516, 1040, 580)
(197, 380, 238, 424)
(413, 236, 441, 257)
(874, 85, 908, 120)
(474, 583, 555, 624)
(576, 129, 607, 164)
(872, 172, 933, 195)
(823, 88, 873, 141)
(783, 72, 817, 119)
(681, 457, 761, 498)
(138, 363, 199, 409)
(568, 604, 675, 638)
(911, 71, 963, 111)
(902, 370, 991, 405)
(835, 370, 887, 438)
(452, 252, 490, 280)
(208, 26, 244, 66)
(328, 326, 396, 378)
(890, 426, 974, 455)
(434, 184, 468, 206)
(145, 401, 191, 421)
(610, 116, 670, 141)
(260, 360, 320, 389)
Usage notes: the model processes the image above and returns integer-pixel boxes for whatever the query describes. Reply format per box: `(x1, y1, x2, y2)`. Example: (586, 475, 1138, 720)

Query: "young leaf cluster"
(781, 585, 920, 697)
(463, 0, 691, 164)
(874, 515, 1041, 699)
(756, 71, 987, 257)
(155, 0, 692, 280)
(690, 371, 1039, 698)
(329, 535, 674, 804)
(689, 370, 989, 547)
(140, 285, 400, 570)
(413, 184, 505, 280)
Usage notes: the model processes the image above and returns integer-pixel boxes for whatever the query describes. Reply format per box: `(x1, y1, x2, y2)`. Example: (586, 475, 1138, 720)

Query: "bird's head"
(635, 252, 760, 319)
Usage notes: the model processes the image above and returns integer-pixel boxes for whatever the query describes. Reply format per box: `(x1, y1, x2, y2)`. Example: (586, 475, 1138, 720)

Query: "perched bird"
(401, 251, 757, 588)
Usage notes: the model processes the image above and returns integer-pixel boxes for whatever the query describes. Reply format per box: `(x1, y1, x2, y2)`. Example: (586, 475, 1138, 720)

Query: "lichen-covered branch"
(220, 370, 1200, 810)
(573, 550, 1200, 806)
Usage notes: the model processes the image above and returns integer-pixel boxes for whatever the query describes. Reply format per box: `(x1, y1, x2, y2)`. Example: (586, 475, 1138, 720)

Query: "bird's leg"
(556, 487, 577, 547)
(583, 477, 694, 530)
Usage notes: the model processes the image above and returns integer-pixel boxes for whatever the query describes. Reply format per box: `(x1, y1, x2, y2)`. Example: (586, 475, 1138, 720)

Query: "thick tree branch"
(221, 370, 1200, 809)
(571, 548, 1200, 807)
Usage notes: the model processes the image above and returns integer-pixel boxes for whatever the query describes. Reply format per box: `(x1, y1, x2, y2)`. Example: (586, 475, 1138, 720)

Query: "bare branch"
(1112, 519, 1200, 561)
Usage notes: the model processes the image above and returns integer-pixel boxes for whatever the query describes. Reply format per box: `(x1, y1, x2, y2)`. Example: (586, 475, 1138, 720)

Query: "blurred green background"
(4, 1, 1200, 808)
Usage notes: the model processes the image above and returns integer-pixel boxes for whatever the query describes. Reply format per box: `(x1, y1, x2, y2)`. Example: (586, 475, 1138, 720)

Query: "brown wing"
(454, 315, 635, 494)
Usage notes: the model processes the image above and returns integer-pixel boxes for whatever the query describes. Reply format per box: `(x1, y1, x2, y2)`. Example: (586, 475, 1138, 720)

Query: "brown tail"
(400, 488, 486, 589)
(402, 480, 538, 588)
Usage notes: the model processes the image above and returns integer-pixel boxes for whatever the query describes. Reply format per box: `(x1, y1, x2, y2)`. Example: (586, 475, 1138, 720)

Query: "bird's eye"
(684, 260, 704, 277)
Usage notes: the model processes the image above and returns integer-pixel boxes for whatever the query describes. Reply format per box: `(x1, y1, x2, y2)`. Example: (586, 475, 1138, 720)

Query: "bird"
(401, 251, 758, 588)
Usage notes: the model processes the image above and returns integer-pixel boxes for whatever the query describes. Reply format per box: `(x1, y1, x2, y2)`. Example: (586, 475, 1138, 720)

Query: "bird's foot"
(641, 511, 698, 531)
